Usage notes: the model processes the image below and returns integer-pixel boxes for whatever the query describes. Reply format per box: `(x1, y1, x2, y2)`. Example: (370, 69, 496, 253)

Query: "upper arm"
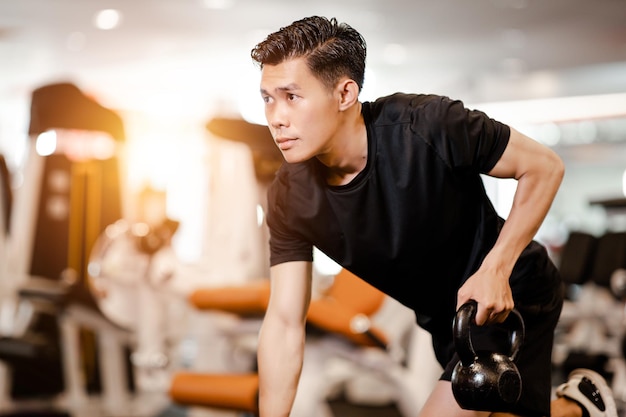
(267, 261, 313, 326)
(487, 127, 564, 180)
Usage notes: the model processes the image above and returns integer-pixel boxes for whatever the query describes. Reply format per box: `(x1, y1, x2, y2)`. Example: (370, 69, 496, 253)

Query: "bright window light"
(472, 93, 626, 126)
(313, 247, 342, 276)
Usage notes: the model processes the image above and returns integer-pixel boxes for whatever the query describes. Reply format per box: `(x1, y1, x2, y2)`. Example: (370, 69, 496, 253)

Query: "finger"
(489, 309, 510, 324)
(474, 305, 490, 326)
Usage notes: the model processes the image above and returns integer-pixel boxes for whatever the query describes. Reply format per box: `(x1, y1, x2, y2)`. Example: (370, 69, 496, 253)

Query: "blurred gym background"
(0, 1, 625, 416)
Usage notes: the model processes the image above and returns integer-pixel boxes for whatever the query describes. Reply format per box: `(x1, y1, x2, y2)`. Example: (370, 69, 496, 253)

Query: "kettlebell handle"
(453, 300, 525, 366)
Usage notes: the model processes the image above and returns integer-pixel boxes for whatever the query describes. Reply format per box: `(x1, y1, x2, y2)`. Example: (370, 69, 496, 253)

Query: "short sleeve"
(418, 96, 510, 173)
(266, 170, 314, 266)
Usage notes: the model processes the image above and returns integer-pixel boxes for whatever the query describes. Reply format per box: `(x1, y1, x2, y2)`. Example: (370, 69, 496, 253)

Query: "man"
(250, 15, 617, 417)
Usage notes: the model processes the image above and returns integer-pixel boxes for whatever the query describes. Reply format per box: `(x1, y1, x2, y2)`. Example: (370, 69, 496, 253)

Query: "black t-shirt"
(266, 93, 561, 333)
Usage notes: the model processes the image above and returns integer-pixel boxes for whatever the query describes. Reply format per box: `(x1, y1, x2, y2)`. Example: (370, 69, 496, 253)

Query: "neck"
(318, 102, 367, 186)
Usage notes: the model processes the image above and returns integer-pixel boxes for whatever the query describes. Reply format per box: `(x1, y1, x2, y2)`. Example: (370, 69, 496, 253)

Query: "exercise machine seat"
(187, 269, 389, 347)
(169, 269, 391, 413)
(188, 280, 270, 316)
(169, 372, 259, 414)
(306, 268, 388, 348)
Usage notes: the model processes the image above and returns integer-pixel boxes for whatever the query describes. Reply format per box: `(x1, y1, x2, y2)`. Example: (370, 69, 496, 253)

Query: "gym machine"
(553, 197, 626, 411)
(0, 82, 135, 416)
(168, 268, 439, 417)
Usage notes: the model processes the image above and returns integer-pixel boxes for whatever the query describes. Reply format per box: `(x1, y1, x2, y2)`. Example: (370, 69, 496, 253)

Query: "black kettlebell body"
(451, 300, 525, 411)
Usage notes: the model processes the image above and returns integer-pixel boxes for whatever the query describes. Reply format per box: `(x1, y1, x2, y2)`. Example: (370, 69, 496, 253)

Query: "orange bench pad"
(169, 372, 259, 414)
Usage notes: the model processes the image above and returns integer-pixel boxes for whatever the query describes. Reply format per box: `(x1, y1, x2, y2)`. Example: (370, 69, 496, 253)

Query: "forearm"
(482, 127, 565, 275)
(483, 149, 564, 274)
(257, 316, 306, 417)
(257, 261, 312, 417)
(459, 130, 564, 322)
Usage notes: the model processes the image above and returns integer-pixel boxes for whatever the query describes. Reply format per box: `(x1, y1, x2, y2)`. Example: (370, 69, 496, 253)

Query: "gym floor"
(0, 396, 403, 417)
(327, 396, 404, 417)
(154, 397, 404, 417)
(1, 386, 624, 417)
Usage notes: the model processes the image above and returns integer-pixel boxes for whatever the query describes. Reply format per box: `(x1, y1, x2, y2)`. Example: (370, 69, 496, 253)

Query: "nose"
(267, 103, 288, 130)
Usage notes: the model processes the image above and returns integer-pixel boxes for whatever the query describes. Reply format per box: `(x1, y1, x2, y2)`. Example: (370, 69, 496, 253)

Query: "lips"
(275, 136, 297, 151)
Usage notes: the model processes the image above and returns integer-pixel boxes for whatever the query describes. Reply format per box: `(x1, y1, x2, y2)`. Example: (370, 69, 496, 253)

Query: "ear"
(336, 78, 360, 111)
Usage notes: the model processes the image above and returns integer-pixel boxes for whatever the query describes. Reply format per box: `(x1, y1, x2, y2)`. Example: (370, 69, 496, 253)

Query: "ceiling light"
(201, 0, 235, 9)
(35, 131, 57, 156)
(94, 9, 122, 30)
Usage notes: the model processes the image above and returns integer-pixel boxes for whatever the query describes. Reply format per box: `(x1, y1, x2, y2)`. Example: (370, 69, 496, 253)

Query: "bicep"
(487, 127, 561, 180)
(268, 261, 313, 325)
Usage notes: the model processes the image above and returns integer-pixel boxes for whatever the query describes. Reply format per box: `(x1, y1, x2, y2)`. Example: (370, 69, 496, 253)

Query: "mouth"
(275, 136, 297, 150)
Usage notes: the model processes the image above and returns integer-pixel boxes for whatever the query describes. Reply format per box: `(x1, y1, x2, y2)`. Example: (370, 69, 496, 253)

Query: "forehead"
(260, 57, 318, 90)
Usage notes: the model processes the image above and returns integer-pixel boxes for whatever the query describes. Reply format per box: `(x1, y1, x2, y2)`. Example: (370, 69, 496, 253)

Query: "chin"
(281, 150, 311, 164)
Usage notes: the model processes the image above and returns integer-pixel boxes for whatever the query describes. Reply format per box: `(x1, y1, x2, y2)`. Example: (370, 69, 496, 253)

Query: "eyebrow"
(260, 83, 301, 95)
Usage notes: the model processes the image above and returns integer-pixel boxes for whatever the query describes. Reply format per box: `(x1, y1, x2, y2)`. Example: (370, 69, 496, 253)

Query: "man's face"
(260, 57, 340, 164)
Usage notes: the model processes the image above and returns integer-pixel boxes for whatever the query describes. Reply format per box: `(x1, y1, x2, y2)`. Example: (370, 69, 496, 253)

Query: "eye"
(261, 95, 272, 104)
(287, 93, 298, 101)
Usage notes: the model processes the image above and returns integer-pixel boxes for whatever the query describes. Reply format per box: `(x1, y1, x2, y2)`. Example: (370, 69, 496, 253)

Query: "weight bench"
(169, 373, 259, 415)
(168, 269, 436, 417)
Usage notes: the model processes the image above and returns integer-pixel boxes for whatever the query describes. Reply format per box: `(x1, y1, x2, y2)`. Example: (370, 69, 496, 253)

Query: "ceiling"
(1, 0, 626, 122)
(0, 0, 625, 243)
(0, 0, 626, 166)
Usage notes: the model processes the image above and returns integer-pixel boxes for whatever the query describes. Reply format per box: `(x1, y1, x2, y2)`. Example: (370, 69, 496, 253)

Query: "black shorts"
(437, 299, 564, 417)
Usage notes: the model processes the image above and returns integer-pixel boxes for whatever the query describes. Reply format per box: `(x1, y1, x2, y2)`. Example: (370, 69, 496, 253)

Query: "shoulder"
(365, 93, 464, 126)
(368, 93, 458, 113)
(268, 160, 318, 206)
(265, 160, 326, 243)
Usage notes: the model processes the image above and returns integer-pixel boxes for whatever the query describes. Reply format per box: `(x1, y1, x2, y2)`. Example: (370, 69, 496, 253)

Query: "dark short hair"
(250, 16, 367, 92)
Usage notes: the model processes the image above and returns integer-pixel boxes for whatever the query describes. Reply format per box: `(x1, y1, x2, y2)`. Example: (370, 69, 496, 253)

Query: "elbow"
(550, 151, 565, 186)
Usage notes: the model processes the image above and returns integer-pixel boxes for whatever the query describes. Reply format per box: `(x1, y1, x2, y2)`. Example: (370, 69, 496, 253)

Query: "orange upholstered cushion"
(169, 372, 259, 414)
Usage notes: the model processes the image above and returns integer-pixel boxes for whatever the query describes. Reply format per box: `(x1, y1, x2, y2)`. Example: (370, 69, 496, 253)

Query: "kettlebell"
(451, 300, 525, 412)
